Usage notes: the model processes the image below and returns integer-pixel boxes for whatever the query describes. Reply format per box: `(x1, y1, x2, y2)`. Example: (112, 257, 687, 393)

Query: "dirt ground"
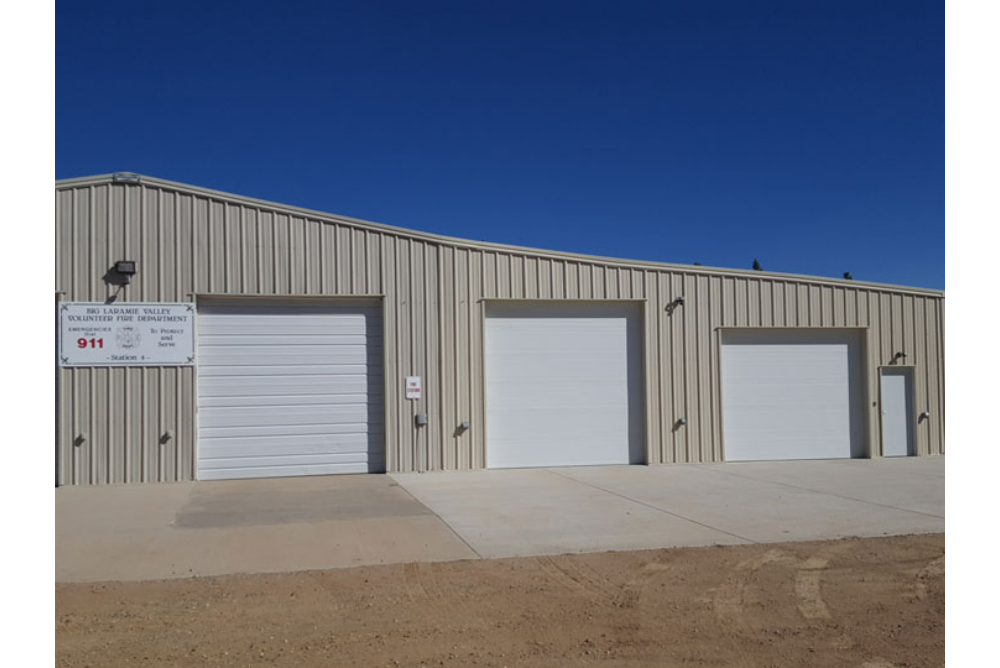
(56, 533, 944, 668)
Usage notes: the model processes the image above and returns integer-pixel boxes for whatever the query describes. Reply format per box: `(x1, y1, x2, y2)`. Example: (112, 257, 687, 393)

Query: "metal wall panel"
(55, 176, 946, 484)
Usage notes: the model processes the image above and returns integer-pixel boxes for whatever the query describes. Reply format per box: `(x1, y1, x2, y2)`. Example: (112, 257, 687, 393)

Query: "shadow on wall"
(366, 308, 386, 473)
(101, 264, 130, 303)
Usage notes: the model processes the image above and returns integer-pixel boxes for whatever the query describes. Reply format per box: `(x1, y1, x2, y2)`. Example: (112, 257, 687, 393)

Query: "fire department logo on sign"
(116, 326, 142, 349)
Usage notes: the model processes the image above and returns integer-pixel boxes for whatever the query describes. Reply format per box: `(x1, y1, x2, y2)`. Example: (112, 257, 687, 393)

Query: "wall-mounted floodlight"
(892, 351, 907, 363)
(666, 296, 685, 315)
(115, 260, 137, 284)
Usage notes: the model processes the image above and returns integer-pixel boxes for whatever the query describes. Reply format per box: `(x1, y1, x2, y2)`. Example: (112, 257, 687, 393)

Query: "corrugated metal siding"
(55, 179, 946, 485)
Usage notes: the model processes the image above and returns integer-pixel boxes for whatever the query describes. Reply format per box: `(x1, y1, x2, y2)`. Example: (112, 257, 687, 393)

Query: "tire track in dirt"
(792, 542, 858, 624)
(713, 548, 790, 636)
(535, 555, 677, 650)
(537, 554, 672, 611)
(535, 555, 631, 652)
(794, 556, 831, 620)
(613, 560, 672, 610)
(535, 556, 593, 597)
(425, 560, 486, 620)
(536, 556, 620, 603)
(861, 658, 900, 668)
(913, 554, 944, 601)
(402, 563, 435, 607)
(714, 543, 856, 652)
(405, 561, 486, 619)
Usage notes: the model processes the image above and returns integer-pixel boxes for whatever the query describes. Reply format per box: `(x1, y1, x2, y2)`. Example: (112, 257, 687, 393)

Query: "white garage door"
(485, 303, 644, 468)
(197, 299, 383, 480)
(720, 329, 863, 461)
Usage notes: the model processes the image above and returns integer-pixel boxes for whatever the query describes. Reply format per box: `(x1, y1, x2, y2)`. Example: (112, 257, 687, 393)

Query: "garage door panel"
(487, 364, 627, 383)
(199, 374, 380, 397)
(200, 454, 379, 470)
(199, 404, 370, 428)
(487, 396, 627, 413)
(199, 462, 373, 481)
(724, 385, 849, 407)
(197, 320, 374, 336)
(485, 443, 625, 468)
(198, 345, 370, 366)
(488, 407, 627, 448)
(198, 334, 378, 347)
(199, 456, 383, 481)
(199, 392, 373, 408)
(197, 364, 380, 377)
(199, 433, 375, 457)
(196, 304, 381, 317)
(721, 329, 863, 462)
(196, 300, 384, 479)
(199, 424, 384, 439)
(488, 336, 625, 354)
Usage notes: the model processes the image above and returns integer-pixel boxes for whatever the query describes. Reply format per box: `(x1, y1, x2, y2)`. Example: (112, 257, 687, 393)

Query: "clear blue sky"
(56, 1, 943, 289)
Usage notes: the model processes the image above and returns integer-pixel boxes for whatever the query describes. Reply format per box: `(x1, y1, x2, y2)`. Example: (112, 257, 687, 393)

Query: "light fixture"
(115, 260, 137, 284)
(892, 351, 907, 363)
(112, 172, 141, 184)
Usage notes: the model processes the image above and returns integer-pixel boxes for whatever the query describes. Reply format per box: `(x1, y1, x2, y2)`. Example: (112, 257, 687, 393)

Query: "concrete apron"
(56, 457, 944, 583)
(55, 475, 478, 583)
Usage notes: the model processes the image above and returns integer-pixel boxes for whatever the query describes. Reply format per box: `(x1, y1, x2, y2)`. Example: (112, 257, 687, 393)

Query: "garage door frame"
(480, 299, 649, 469)
(193, 294, 387, 480)
(716, 327, 872, 462)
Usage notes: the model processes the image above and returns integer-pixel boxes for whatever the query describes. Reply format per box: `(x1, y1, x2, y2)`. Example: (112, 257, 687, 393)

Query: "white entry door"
(196, 299, 383, 480)
(720, 329, 864, 461)
(880, 368, 915, 457)
(484, 302, 644, 468)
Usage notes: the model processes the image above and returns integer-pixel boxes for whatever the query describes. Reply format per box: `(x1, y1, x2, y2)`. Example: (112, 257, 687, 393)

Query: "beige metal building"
(55, 174, 945, 486)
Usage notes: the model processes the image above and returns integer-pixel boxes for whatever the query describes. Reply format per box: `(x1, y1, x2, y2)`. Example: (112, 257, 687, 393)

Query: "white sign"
(405, 376, 422, 400)
(60, 302, 195, 367)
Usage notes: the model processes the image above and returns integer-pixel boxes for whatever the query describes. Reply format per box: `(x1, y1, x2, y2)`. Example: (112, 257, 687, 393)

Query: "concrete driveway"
(392, 457, 944, 559)
(56, 457, 943, 582)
